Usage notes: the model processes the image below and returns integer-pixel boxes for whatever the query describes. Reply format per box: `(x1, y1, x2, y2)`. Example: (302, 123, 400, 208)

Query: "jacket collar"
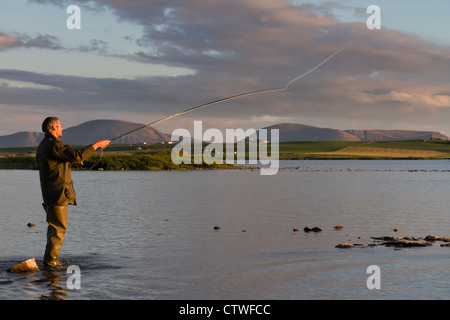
(45, 132, 59, 141)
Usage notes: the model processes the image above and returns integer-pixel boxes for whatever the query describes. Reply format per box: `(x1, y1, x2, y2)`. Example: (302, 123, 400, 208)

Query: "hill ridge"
(0, 121, 447, 147)
(261, 123, 448, 142)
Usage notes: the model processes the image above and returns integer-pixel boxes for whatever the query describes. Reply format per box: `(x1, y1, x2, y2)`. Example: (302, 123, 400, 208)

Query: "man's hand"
(93, 140, 111, 150)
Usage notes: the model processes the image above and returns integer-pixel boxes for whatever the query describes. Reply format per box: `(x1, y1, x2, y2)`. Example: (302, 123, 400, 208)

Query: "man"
(37, 117, 110, 268)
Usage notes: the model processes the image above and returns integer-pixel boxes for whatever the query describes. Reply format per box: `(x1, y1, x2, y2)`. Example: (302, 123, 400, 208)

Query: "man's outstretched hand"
(93, 140, 111, 150)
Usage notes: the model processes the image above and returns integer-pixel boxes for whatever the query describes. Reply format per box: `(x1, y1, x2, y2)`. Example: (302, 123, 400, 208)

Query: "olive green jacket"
(37, 133, 96, 207)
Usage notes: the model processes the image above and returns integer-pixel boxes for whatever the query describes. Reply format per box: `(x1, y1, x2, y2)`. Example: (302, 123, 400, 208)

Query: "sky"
(1, 0, 450, 137)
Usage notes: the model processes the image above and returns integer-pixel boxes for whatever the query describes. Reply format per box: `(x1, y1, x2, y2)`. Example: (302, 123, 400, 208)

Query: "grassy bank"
(0, 156, 38, 170)
(82, 151, 239, 171)
(278, 140, 450, 159)
(1, 140, 449, 170)
(0, 148, 240, 170)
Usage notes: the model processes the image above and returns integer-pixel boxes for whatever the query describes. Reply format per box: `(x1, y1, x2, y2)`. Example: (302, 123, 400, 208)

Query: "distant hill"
(345, 129, 448, 141)
(259, 123, 449, 142)
(60, 120, 171, 145)
(0, 120, 448, 147)
(0, 131, 44, 148)
(259, 123, 360, 142)
(0, 119, 171, 147)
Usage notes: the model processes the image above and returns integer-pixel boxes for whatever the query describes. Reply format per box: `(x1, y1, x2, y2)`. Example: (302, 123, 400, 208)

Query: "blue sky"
(1, 0, 449, 137)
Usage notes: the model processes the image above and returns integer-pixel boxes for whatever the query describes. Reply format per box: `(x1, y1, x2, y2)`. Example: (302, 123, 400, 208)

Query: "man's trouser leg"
(43, 205, 68, 265)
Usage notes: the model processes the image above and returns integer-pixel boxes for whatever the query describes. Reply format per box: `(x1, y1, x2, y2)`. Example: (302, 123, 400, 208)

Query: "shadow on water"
(0, 255, 121, 300)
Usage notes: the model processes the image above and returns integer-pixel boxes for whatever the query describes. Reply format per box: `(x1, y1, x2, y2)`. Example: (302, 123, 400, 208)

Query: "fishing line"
(110, 45, 346, 143)
(88, 45, 346, 170)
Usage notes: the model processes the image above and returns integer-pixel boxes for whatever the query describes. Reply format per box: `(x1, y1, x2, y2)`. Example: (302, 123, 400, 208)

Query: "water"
(0, 160, 449, 300)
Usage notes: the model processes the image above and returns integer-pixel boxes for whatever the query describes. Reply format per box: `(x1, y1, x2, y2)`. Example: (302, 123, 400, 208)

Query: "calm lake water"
(0, 160, 449, 300)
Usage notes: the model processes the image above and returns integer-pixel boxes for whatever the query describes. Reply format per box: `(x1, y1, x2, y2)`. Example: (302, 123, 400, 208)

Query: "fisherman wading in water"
(37, 117, 110, 268)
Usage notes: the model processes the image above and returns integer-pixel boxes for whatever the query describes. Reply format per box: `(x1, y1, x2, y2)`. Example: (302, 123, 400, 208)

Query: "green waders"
(43, 205, 68, 266)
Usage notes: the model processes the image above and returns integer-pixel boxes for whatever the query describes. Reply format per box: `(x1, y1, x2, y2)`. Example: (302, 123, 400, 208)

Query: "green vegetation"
(277, 140, 450, 159)
(278, 141, 357, 159)
(0, 147, 239, 170)
(0, 155, 38, 170)
(1, 140, 449, 170)
(82, 151, 237, 171)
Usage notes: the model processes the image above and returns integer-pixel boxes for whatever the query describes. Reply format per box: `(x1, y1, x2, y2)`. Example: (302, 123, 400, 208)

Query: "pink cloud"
(0, 32, 22, 50)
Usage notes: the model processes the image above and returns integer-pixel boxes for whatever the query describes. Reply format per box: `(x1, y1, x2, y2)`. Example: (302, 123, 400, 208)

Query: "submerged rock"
(382, 239, 432, 248)
(424, 235, 450, 242)
(27, 222, 35, 227)
(337, 233, 450, 250)
(304, 226, 322, 232)
(371, 236, 397, 241)
(335, 243, 352, 249)
(7, 258, 39, 273)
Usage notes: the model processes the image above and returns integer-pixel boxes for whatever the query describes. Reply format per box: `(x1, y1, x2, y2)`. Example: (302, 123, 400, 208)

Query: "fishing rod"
(109, 87, 284, 143)
(108, 45, 347, 144)
(88, 45, 346, 170)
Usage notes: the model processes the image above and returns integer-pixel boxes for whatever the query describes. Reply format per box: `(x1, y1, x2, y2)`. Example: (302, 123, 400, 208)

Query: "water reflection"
(1, 162, 449, 299)
(34, 268, 70, 300)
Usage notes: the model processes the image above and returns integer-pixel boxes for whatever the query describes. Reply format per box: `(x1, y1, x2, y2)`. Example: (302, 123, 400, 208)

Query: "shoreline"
(1, 160, 449, 172)
(1, 140, 449, 170)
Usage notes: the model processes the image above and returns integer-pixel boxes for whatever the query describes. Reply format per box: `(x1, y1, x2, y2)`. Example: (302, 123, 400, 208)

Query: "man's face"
(53, 120, 63, 138)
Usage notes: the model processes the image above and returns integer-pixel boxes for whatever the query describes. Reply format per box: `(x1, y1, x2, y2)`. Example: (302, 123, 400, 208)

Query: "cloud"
(3, 0, 450, 135)
(78, 39, 109, 54)
(371, 91, 450, 108)
(0, 32, 63, 51)
(292, 1, 352, 18)
(0, 32, 22, 50)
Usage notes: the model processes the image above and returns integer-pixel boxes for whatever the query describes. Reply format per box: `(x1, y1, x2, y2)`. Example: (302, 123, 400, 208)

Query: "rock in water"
(425, 235, 450, 242)
(382, 239, 432, 247)
(335, 243, 352, 248)
(7, 258, 40, 273)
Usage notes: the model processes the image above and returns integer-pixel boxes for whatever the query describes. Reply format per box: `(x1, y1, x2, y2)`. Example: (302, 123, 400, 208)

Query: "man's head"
(42, 117, 63, 138)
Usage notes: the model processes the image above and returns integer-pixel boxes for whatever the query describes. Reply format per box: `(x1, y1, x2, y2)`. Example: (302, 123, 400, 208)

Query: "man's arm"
(52, 140, 110, 164)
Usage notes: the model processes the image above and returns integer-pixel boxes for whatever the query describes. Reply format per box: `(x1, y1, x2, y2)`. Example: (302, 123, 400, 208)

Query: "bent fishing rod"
(108, 45, 346, 144)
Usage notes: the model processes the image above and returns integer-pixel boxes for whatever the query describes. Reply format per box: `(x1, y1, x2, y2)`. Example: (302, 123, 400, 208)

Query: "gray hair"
(42, 117, 60, 133)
